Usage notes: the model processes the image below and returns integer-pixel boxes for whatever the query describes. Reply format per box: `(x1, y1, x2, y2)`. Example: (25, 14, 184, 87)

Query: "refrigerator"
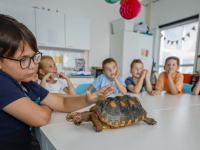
(110, 31, 153, 80)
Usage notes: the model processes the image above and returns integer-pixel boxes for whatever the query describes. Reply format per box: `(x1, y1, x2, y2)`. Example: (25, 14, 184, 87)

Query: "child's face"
(164, 59, 179, 73)
(32, 73, 39, 83)
(0, 43, 38, 83)
(103, 62, 118, 80)
(41, 58, 58, 77)
(130, 63, 143, 78)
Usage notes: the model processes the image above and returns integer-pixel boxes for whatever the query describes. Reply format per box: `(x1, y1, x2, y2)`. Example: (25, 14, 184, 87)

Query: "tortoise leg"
(143, 117, 157, 125)
(91, 113, 103, 132)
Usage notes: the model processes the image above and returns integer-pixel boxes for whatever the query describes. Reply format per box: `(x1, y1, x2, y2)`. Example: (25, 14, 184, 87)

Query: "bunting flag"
(162, 26, 196, 45)
(192, 26, 196, 30)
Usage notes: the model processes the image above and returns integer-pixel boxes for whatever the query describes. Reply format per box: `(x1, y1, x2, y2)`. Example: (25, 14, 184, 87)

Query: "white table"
(35, 92, 200, 150)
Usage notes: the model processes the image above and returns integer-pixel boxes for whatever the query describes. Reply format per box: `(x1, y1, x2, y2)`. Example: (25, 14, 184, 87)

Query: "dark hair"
(165, 56, 180, 66)
(130, 59, 143, 69)
(0, 14, 38, 58)
(102, 58, 117, 70)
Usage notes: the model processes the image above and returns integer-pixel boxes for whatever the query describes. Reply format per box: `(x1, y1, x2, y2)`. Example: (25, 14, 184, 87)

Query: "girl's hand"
(57, 72, 68, 79)
(44, 73, 54, 81)
(85, 82, 116, 104)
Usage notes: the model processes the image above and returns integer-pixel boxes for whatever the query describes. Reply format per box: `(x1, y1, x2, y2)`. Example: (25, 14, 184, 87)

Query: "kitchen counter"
(69, 75, 94, 78)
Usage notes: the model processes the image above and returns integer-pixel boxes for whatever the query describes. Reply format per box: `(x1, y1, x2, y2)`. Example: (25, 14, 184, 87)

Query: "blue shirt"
(0, 70, 49, 149)
(191, 80, 200, 95)
(125, 77, 146, 93)
(92, 74, 126, 94)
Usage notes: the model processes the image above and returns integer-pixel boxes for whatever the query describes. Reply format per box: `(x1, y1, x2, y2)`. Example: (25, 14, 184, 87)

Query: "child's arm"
(87, 84, 95, 93)
(192, 71, 200, 95)
(40, 73, 54, 88)
(58, 72, 76, 95)
(144, 70, 153, 93)
(127, 70, 146, 94)
(149, 72, 164, 96)
(41, 82, 116, 113)
(114, 69, 127, 95)
(3, 97, 53, 127)
(149, 89, 162, 95)
(167, 70, 180, 95)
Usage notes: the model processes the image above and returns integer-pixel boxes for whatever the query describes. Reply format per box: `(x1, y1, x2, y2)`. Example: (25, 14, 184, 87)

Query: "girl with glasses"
(0, 14, 115, 150)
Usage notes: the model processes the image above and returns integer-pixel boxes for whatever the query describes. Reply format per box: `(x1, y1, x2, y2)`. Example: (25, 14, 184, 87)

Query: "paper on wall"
(63, 53, 76, 68)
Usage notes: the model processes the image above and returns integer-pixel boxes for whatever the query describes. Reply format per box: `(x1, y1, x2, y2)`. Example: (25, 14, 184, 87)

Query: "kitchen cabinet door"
(0, 2, 36, 36)
(35, 9, 65, 48)
(65, 14, 90, 50)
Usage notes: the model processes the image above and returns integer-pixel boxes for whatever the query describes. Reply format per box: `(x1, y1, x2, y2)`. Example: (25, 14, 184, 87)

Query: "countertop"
(69, 75, 94, 78)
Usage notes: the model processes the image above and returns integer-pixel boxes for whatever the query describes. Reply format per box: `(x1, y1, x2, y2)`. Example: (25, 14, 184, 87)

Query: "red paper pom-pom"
(120, 0, 141, 20)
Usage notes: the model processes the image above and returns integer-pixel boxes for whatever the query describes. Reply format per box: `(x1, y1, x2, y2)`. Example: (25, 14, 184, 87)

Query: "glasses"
(0, 52, 42, 69)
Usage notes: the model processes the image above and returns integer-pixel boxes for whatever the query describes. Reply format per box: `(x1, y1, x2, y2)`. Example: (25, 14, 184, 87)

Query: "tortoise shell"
(89, 95, 147, 128)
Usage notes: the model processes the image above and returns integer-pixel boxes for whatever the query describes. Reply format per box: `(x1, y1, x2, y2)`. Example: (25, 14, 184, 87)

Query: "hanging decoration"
(192, 26, 196, 30)
(105, 0, 120, 4)
(161, 26, 196, 45)
(105, 0, 141, 20)
(120, 0, 141, 20)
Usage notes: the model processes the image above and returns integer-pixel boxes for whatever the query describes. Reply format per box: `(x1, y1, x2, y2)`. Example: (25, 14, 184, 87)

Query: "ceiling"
(139, 0, 160, 6)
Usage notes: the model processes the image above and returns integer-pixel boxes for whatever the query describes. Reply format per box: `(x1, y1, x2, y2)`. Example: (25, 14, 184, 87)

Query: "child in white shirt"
(38, 56, 76, 95)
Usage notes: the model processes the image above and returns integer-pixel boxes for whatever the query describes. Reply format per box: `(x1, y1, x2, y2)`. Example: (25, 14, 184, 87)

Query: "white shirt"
(38, 79, 67, 93)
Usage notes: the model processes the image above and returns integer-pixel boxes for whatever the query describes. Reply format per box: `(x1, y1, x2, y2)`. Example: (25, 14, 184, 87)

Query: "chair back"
(75, 83, 96, 95)
(183, 83, 193, 94)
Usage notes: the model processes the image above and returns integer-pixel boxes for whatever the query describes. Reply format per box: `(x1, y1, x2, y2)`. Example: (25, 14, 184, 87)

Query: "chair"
(142, 87, 145, 92)
(75, 83, 96, 95)
(183, 83, 193, 94)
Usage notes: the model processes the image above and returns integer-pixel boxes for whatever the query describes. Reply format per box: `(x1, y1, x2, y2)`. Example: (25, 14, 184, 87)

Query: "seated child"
(150, 56, 185, 95)
(87, 58, 127, 95)
(192, 70, 200, 95)
(38, 56, 76, 95)
(0, 14, 115, 149)
(125, 59, 152, 93)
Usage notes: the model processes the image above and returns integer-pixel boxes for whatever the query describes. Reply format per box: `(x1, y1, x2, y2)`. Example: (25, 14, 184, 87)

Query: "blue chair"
(75, 83, 96, 95)
(183, 83, 193, 94)
(142, 87, 145, 92)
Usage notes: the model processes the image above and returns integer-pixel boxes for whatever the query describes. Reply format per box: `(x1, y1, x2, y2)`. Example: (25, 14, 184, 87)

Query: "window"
(158, 21, 199, 74)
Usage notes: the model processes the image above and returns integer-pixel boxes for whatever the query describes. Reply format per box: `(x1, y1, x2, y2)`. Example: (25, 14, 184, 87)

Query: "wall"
(149, 0, 200, 71)
(0, 0, 147, 70)
(150, 0, 200, 30)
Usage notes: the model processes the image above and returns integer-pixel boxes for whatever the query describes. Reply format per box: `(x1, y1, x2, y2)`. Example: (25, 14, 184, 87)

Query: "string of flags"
(161, 26, 196, 45)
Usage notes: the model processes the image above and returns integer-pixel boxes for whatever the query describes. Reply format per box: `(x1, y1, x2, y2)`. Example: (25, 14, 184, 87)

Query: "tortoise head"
(66, 112, 81, 122)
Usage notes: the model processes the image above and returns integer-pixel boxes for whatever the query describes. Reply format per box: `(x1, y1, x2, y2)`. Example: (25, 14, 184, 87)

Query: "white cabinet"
(35, 9, 65, 48)
(0, 2, 36, 36)
(65, 14, 90, 50)
(69, 78, 94, 88)
(110, 31, 153, 80)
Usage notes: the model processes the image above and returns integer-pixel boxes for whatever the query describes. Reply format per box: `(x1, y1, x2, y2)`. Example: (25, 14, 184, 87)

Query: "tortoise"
(66, 95, 157, 132)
